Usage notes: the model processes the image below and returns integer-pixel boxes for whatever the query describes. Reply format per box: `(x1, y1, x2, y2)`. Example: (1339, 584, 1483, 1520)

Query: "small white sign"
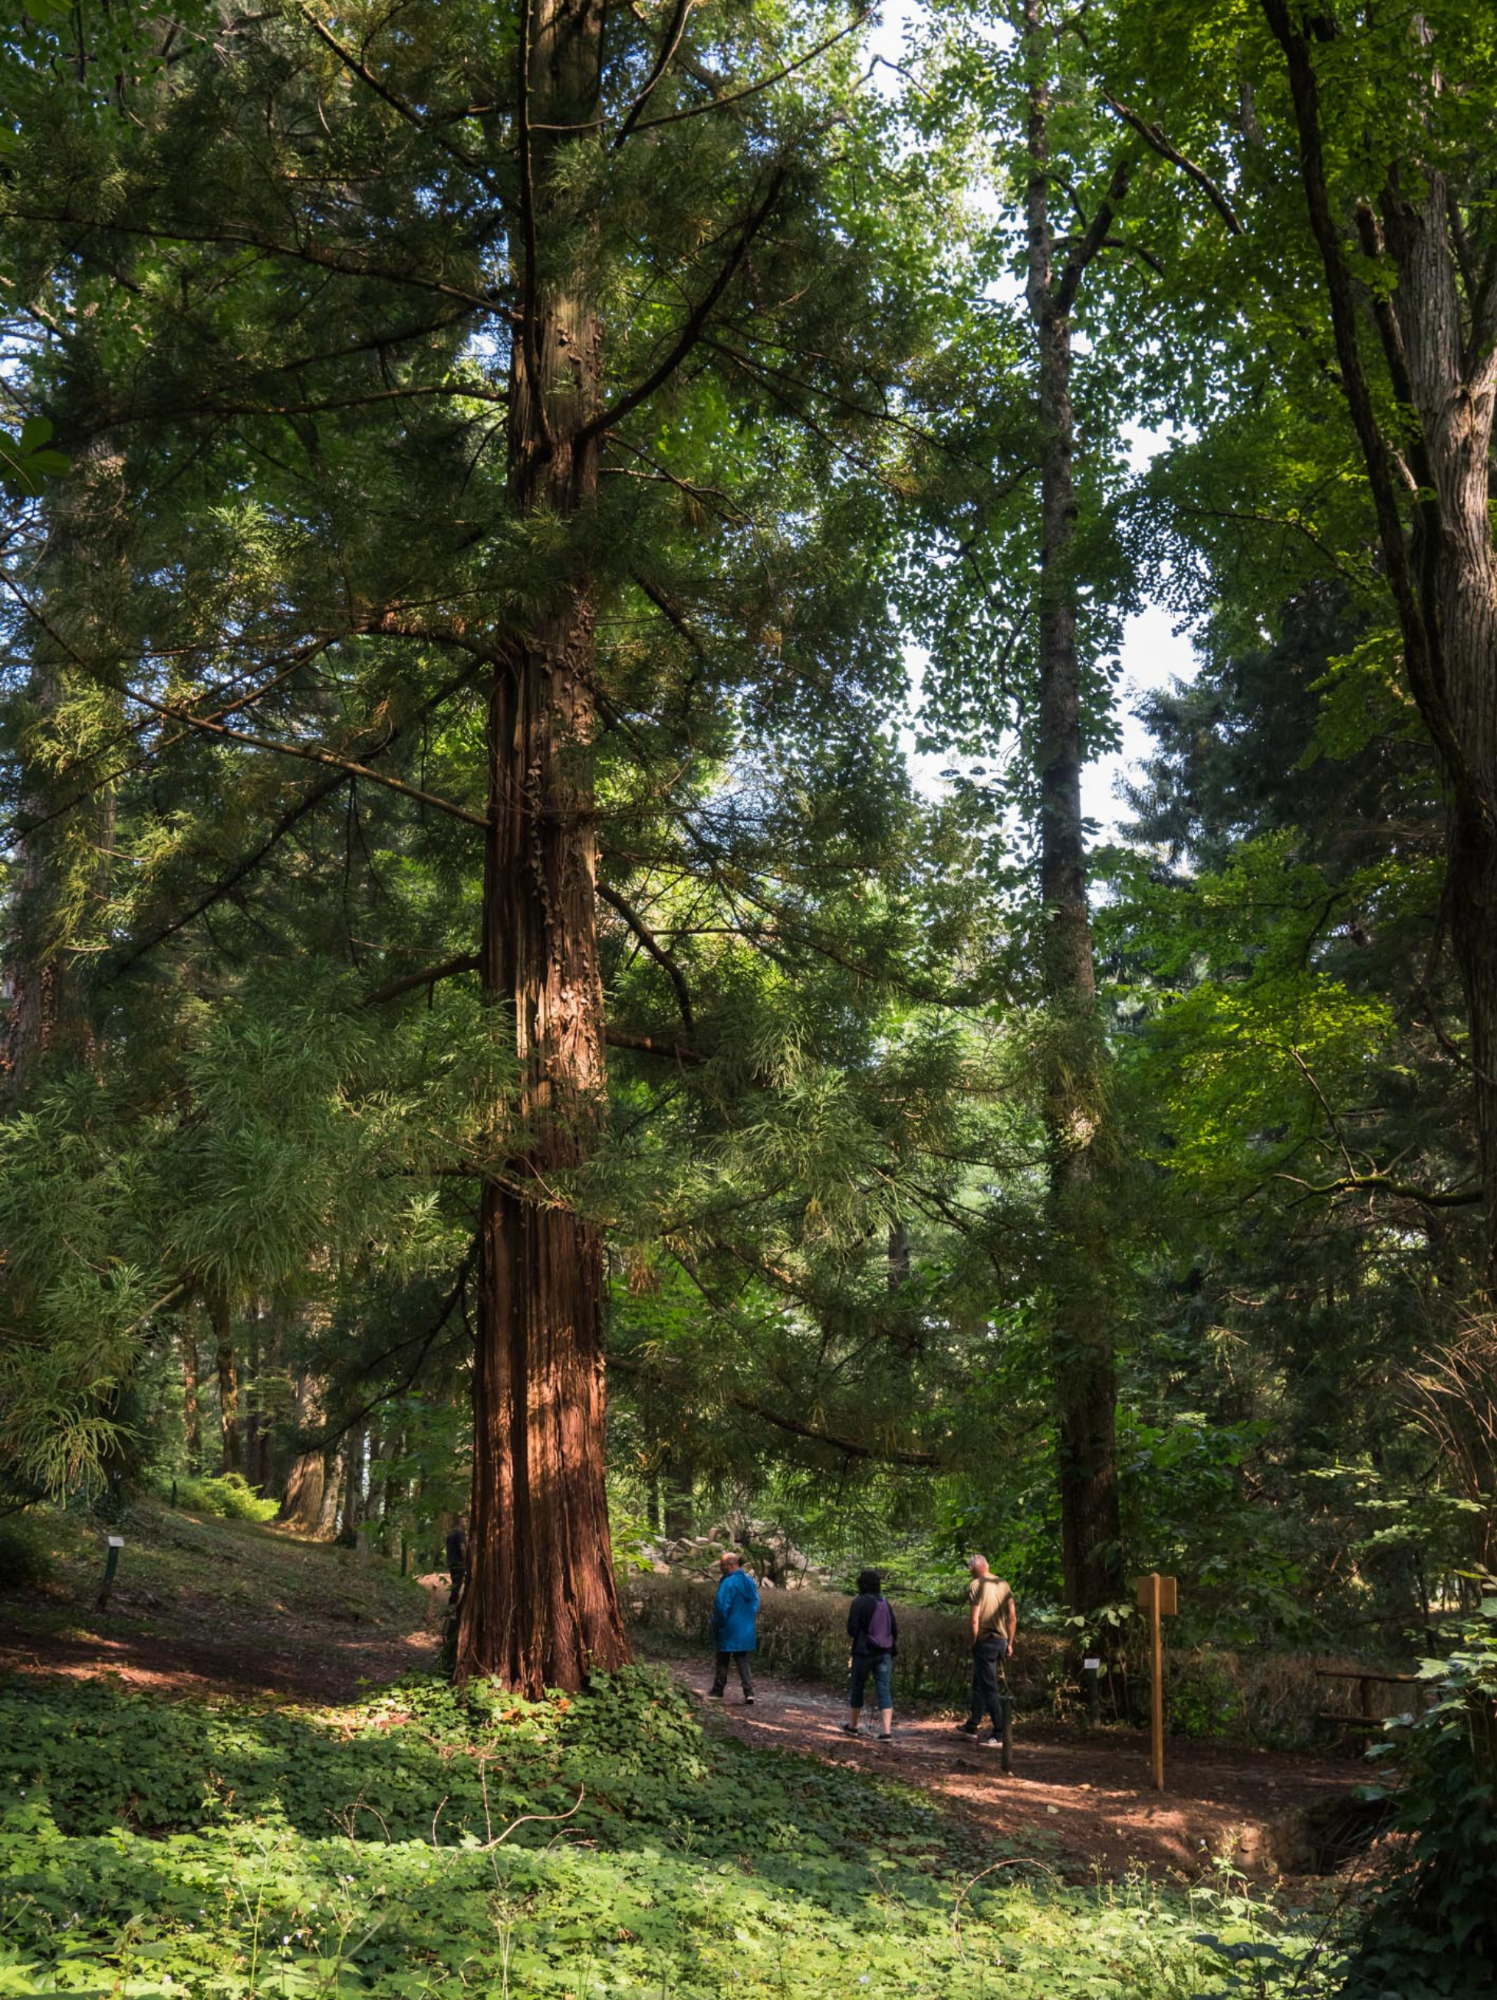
(1083, 1656, 1101, 1671)
(107, 1536, 125, 1548)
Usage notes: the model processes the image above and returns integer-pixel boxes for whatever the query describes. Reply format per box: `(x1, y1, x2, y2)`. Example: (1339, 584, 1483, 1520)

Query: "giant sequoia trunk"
(1263, 9, 1497, 1292)
(454, 0, 630, 1691)
(1023, 0, 1124, 1617)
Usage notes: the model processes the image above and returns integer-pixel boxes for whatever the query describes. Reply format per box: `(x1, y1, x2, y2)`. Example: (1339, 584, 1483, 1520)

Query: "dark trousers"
(712, 1649, 755, 1695)
(966, 1636, 1009, 1734)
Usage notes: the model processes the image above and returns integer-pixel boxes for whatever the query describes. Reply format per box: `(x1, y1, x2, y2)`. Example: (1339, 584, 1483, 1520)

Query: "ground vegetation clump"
(1, 1662, 1335, 2000)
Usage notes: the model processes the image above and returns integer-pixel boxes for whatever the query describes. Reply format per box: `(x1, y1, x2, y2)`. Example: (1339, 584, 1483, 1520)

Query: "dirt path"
(657, 1656, 1369, 1881)
(3, 1510, 1372, 1884)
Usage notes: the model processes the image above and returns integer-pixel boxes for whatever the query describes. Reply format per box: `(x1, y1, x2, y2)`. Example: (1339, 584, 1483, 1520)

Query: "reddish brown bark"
(454, 0, 629, 1692)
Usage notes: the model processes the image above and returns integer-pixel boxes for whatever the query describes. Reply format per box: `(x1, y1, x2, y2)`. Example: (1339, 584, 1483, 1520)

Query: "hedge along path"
(656, 1656, 1368, 1882)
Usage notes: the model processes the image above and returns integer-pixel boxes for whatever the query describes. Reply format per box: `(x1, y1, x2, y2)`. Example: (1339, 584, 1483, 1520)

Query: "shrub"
(167, 1472, 279, 1524)
(0, 1512, 54, 1591)
(1344, 1588, 1497, 1997)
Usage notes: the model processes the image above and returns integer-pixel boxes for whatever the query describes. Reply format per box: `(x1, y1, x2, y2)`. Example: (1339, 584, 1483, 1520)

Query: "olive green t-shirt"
(969, 1575, 1013, 1639)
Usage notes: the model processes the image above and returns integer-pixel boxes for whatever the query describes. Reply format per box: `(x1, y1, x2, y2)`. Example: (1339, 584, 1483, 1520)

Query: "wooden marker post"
(1134, 1573, 1178, 1790)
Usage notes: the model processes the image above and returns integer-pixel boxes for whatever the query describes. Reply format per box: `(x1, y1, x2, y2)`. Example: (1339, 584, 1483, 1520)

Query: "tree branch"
(575, 163, 790, 445)
(1057, 149, 1133, 313)
(626, 9, 871, 136)
(613, 0, 697, 148)
(1099, 92, 1243, 234)
(604, 1025, 707, 1065)
(598, 883, 696, 1030)
(361, 952, 481, 1007)
(120, 680, 490, 827)
(607, 1352, 938, 1464)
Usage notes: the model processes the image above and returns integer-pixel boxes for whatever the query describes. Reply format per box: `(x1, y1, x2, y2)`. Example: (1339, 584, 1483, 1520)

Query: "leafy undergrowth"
(0, 1666, 1342, 2000)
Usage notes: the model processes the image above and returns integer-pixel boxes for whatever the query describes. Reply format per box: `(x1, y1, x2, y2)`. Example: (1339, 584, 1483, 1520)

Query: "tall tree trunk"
(1262, 8, 1497, 1290)
(243, 1320, 262, 1494)
(279, 1369, 327, 1529)
(455, 0, 629, 1692)
(663, 1448, 695, 1540)
(209, 1291, 242, 1478)
(1023, 0, 1124, 1618)
(338, 1424, 365, 1546)
(181, 1323, 201, 1473)
(316, 1441, 346, 1541)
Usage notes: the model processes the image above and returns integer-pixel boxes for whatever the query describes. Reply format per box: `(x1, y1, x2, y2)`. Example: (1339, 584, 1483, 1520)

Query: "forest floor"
(662, 1661, 1369, 1881)
(0, 1501, 1373, 1886)
(0, 1498, 442, 1701)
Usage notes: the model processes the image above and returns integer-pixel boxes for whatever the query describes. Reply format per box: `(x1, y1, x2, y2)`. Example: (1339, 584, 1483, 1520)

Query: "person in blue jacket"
(708, 1551, 759, 1704)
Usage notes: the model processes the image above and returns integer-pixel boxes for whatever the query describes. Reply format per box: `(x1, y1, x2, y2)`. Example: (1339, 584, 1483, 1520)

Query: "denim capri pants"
(849, 1651, 893, 1708)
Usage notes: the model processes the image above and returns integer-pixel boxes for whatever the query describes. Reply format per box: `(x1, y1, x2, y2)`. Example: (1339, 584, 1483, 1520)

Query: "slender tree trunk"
(455, 0, 629, 1692)
(181, 1323, 201, 1472)
(243, 1322, 262, 1493)
(663, 1449, 694, 1540)
(209, 1290, 242, 1478)
(279, 1369, 327, 1529)
(338, 1425, 365, 1546)
(316, 1442, 346, 1541)
(1023, 0, 1123, 1617)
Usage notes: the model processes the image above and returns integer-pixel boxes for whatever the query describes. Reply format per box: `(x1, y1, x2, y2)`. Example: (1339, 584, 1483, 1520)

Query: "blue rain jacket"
(712, 1568, 759, 1652)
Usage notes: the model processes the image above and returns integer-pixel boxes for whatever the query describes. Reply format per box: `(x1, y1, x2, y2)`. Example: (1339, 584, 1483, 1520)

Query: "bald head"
(719, 1551, 741, 1574)
(968, 1554, 990, 1577)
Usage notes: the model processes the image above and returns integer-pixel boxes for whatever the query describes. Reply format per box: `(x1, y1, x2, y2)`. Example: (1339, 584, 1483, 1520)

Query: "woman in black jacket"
(842, 1567, 898, 1741)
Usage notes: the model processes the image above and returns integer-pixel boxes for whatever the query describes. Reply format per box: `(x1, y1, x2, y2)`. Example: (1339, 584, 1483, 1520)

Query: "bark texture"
(1262, 3, 1497, 1289)
(209, 1291, 242, 1478)
(1023, 0, 1125, 1616)
(455, 0, 630, 1692)
(279, 1370, 328, 1530)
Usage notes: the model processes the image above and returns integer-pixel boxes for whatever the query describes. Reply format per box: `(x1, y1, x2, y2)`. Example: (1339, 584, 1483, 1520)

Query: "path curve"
(656, 1655, 1368, 1881)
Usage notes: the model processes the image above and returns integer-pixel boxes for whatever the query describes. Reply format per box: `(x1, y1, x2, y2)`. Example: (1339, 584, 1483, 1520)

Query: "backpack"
(867, 1596, 894, 1650)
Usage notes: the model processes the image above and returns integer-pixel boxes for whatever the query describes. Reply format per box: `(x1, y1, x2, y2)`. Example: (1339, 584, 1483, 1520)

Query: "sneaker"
(952, 1724, 978, 1737)
(743, 1695, 755, 1705)
(982, 1737, 1005, 1750)
(708, 1688, 725, 1699)
(840, 1722, 859, 1736)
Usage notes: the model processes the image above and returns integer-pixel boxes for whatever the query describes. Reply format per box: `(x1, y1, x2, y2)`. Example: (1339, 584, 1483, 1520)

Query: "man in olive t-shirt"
(954, 1554, 1017, 1748)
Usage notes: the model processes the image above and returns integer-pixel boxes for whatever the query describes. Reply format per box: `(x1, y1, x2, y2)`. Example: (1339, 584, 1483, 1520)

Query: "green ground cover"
(0, 1667, 1336, 2000)
(0, 1501, 428, 1660)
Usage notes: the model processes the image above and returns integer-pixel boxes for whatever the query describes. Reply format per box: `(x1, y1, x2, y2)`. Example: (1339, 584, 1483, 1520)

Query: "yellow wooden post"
(1134, 1572, 1177, 1791)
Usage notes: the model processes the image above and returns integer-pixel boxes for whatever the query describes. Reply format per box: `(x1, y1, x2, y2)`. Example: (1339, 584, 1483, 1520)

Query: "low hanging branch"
(607, 1352, 940, 1466)
(598, 883, 696, 1030)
